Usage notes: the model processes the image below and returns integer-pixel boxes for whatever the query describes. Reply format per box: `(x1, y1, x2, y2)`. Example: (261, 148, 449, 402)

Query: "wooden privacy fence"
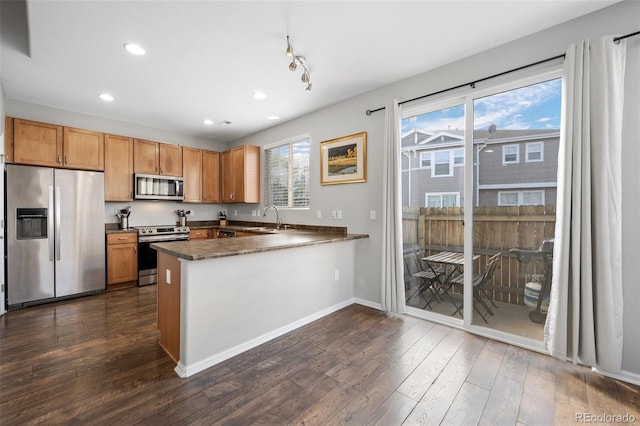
(403, 205, 556, 305)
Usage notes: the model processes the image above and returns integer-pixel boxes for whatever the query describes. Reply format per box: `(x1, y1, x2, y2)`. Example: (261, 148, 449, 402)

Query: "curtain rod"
(365, 29, 639, 116)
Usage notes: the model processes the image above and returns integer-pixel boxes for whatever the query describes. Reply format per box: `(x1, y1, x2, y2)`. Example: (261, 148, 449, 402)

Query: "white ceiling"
(1, 0, 619, 143)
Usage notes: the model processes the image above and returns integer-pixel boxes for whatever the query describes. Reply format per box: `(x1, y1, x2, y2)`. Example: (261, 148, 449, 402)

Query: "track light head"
(285, 36, 312, 92)
(286, 35, 294, 57)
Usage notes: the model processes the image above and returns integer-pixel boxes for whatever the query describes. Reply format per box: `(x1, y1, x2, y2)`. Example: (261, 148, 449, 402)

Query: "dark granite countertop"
(150, 229, 368, 261)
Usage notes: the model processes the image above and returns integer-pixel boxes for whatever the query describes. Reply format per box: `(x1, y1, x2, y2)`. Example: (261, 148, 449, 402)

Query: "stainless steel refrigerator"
(6, 164, 105, 309)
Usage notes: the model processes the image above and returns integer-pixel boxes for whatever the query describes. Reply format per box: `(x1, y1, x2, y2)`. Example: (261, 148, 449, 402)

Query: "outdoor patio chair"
(404, 247, 444, 309)
(446, 252, 501, 323)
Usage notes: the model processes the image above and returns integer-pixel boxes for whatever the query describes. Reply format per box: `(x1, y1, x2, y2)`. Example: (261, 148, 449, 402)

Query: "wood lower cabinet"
(106, 232, 138, 290)
(221, 145, 260, 203)
(157, 251, 181, 362)
(189, 228, 209, 240)
(104, 134, 134, 201)
(134, 139, 183, 176)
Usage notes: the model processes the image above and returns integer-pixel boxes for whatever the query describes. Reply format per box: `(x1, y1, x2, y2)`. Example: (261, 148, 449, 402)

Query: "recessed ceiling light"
(124, 43, 146, 56)
(253, 91, 267, 100)
(266, 115, 280, 120)
(219, 120, 232, 126)
(98, 93, 114, 102)
(203, 119, 214, 125)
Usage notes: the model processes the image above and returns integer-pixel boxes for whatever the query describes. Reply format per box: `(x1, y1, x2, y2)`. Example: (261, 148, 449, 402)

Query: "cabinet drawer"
(107, 232, 138, 245)
(189, 229, 209, 240)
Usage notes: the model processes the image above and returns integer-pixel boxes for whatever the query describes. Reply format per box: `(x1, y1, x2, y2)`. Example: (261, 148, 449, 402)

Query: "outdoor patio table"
(423, 251, 480, 317)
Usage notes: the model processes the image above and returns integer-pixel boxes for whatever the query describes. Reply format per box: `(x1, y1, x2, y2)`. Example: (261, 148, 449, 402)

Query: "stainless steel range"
(134, 225, 190, 285)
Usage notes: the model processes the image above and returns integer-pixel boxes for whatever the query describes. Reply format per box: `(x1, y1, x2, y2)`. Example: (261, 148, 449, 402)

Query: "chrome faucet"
(263, 205, 281, 230)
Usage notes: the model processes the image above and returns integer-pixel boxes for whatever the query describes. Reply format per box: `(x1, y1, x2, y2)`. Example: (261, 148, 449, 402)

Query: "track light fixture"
(285, 35, 312, 92)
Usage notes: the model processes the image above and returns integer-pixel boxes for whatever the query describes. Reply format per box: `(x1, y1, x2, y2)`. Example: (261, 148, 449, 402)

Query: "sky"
(401, 78, 562, 135)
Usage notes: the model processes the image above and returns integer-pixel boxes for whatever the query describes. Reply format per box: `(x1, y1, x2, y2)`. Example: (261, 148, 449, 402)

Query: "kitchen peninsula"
(151, 226, 368, 378)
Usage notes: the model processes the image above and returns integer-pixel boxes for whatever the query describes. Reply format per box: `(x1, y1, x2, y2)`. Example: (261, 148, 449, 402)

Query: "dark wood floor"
(1, 286, 638, 425)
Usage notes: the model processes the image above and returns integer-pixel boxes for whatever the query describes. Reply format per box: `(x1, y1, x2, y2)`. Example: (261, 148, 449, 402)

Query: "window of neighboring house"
(454, 149, 464, 166)
(526, 142, 544, 162)
(420, 152, 431, 168)
(503, 144, 519, 164)
(433, 151, 453, 177)
(425, 192, 460, 208)
(498, 190, 545, 206)
(264, 136, 311, 208)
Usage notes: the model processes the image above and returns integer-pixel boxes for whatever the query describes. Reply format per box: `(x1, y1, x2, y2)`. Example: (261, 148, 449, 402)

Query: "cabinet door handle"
(64, 156, 68, 165)
(134, 246, 137, 253)
(118, 237, 128, 240)
(57, 155, 62, 164)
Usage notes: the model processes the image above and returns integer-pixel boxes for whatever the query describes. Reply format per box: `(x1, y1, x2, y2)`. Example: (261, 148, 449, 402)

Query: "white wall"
(231, 0, 640, 374)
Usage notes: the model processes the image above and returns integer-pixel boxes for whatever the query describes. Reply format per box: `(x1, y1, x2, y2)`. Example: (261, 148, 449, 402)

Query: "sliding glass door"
(402, 99, 466, 324)
(402, 70, 562, 346)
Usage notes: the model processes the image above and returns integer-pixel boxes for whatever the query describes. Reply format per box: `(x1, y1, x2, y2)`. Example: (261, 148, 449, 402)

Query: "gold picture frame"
(320, 132, 367, 185)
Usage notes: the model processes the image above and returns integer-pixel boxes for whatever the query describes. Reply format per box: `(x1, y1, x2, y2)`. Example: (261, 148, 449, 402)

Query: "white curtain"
(381, 99, 404, 313)
(545, 35, 627, 372)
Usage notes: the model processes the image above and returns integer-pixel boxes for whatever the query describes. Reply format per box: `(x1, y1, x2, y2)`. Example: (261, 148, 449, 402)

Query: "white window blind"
(265, 137, 311, 208)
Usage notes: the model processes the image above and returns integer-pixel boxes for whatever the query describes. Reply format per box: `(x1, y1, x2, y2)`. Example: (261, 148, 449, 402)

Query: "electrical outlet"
(234, 210, 238, 216)
(336, 210, 342, 219)
(334, 270, 340, 281)
(370, 210, 376, 220)
(251, 210, 256, 217)
(316, 210, 322, 219)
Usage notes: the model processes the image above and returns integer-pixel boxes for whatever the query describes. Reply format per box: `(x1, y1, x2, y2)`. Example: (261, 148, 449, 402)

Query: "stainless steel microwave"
(134, 174, 184, 200)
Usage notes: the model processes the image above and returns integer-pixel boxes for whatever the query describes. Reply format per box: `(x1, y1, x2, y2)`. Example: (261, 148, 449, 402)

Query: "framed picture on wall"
(320, 131, 367, 185)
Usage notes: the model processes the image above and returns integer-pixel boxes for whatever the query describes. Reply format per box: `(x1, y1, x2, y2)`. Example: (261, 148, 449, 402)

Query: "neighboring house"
(401, 128, 559, 208)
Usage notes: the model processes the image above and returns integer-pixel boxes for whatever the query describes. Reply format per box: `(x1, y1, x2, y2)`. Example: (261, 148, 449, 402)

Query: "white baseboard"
(353, 297, 382, 310)
(593, 367, 640, 387)
(174, 298, 357, 378)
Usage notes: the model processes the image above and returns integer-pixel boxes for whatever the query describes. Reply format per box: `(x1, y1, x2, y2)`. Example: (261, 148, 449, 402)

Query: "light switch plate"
(316, 210, 322, 219)
(336, 210, 342, 219)
(331, 210, 337, 219)
(370, 210, 376, 220)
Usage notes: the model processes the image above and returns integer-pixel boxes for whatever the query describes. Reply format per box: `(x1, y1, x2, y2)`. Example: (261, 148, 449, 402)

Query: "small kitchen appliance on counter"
(116, 206, 131, 229)
(219, 210, 227, 226)
(175, 209, 191, 227)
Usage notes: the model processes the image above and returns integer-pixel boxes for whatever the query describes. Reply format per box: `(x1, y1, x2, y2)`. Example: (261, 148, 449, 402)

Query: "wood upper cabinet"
(4, 117, 14, 164)
(183, 148, 220, 204)
(12, 119, 104, 170)
(134, 139, 183, 176)
(182, 147, 202, 203)
(221, 145, 260, 203)
(63, 127, 105, 170)
(106, 232, 138, 290)
(104, 134, 134, 201)
(202, 150, 220, 203)
(13, 118, 63, 167)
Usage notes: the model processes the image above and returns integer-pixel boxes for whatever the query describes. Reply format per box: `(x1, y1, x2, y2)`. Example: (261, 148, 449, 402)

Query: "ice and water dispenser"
(16, 208, 48, 240)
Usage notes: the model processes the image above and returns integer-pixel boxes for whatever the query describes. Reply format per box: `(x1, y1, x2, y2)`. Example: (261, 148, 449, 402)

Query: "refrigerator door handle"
(55, 186, 61, 261)
(48, 186, 55, 261)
